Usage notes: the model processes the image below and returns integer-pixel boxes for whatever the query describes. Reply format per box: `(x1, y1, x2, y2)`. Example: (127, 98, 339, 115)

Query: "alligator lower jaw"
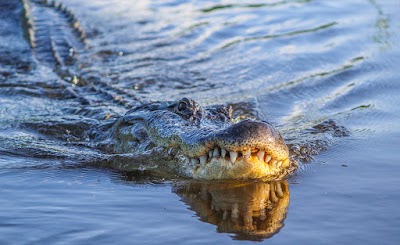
(183, 146, 290, 180)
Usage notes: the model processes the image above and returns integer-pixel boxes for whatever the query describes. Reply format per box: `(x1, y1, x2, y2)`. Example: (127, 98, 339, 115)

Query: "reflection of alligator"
(173, 180, 289, 240)
(95, 98, 295, 179)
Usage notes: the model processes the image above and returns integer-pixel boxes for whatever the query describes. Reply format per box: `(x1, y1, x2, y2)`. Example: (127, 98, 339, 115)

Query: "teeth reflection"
(257, 151, 265, 161)
(199, 155, 207, 165)
(265, 184, 270, 200)
(276, 183, 283, 197)
(231, 204, 239, 219)
(221, 148, 227, 158)
(223, 210, 228, 220)
(244, 210, 253, 226)
(270, 188, 278, 202)
(229, 151, 238, 163)
(213, 147, 220, 157)
(174, 180, 290, 238)
(208, 150, 213, 159)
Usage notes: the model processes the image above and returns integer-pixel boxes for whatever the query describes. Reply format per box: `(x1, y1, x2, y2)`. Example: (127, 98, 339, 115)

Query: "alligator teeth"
(199, 155, 207, 166)
(257, 151, 265, 161)
(271, 159, 278, 168)
(187, 147, 287, 171)
(213, 147, 220, 157)
(276, 182, 284, 197)
(223, 210, 228, 220)
(231, 204, 239, 219)
(283, 158, 290, 167)
(243, 149, 251, 159)
(270, 188, 278, 202)
(221, 148, 227, 158)
(229, 151, 238, 163)
(190, 158, 199, 166)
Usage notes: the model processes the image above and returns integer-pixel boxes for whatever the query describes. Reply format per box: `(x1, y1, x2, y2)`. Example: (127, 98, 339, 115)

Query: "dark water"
(1, 0, 400, 244)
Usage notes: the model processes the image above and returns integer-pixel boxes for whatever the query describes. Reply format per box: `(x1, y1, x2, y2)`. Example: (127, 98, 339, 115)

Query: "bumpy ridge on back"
(20, 0, 141, 110)
(21, 0, 86, 67)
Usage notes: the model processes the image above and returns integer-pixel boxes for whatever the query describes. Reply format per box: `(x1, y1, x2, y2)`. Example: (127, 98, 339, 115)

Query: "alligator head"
(103, 98, 293, 180)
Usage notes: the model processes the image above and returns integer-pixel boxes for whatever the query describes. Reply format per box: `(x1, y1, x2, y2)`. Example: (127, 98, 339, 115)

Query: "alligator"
(13, 0, 349, 180)
(93, 98, 295, 180)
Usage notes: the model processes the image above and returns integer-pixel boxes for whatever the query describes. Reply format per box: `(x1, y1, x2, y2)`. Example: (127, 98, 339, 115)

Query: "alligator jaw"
(172, 144, 291, 180)
(176, 120, 291, 180)
(189, 150, 291, 180)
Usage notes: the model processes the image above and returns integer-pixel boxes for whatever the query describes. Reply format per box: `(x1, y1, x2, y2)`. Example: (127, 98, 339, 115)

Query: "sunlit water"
(1, 0, 400, 244)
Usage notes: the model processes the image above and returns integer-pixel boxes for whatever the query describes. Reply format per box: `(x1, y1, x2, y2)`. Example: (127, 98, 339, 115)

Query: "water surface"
(1, 0, 400, 243)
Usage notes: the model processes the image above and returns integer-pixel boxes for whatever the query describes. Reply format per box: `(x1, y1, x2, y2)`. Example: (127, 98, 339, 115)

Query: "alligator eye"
(178, 101, 187, 111)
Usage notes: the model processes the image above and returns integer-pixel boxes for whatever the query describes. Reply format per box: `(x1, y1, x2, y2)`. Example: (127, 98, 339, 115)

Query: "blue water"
(1, 0, 400, 244)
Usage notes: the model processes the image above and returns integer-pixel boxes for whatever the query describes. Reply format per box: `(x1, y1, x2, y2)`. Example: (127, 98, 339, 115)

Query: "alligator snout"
(177, 119, 291, 179)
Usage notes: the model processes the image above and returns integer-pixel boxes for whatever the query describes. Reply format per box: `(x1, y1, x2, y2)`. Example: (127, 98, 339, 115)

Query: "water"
(1, 0, 400, 243)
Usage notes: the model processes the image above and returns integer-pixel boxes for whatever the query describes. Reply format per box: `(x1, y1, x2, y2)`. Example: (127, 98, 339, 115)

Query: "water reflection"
(119, 172, 290, 240)
(173, 180, 289, 241)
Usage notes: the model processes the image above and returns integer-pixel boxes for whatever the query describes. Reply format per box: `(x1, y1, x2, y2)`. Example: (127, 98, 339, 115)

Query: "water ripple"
(219, 22, 338, 49)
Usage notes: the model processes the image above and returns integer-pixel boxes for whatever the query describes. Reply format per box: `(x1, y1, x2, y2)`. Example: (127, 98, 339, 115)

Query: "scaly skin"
(101, 98, 294, 180)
